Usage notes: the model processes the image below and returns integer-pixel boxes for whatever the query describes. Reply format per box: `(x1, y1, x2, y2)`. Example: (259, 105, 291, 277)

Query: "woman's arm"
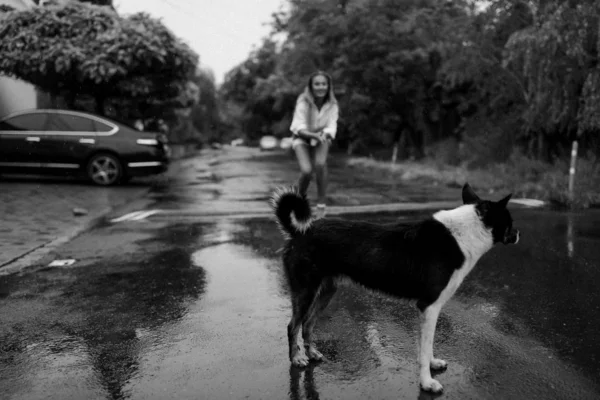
(296, 128, 323, 141)
(321, 104, 339, 140)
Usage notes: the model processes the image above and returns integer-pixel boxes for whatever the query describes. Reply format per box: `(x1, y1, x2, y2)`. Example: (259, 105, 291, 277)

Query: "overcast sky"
(114, 0, 286, 85)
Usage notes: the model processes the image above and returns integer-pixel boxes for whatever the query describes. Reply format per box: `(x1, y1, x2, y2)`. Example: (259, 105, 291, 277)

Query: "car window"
(47, 113, 96, 132)
(0, 113, 50, 131)
(92, 119, 114, 133)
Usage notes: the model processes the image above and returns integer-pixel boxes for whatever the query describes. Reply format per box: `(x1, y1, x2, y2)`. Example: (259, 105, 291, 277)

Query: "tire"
(86, 153, 123, 186)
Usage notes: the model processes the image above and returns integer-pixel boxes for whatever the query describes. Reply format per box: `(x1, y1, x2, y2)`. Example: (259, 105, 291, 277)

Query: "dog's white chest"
(433, 206, 493, 261)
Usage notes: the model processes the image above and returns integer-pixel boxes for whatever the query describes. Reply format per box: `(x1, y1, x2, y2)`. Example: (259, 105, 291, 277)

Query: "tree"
(435, 0, 535, 164)
(221, 0, 600, 162)
(33, 0, 115, 9)
(0, 2, 198, 125)
(220, 38, 287, 140)
(190, 68, 223, 142)
(238, 0, 473, 155)
(503, 0, 600, 159)
(78, 0, 114, 7)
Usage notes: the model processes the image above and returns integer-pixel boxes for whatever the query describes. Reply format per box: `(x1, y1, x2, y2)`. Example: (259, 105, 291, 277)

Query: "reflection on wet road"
(1, 207, 600, 399)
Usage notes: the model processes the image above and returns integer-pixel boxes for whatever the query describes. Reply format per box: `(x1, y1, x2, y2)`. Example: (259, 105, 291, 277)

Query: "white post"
(391, 141, 399, 164)
(567, 214, 574, 258)
(568, 140, 578, 202)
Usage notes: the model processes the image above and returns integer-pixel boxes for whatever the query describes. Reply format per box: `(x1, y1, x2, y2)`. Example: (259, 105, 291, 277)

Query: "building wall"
(0, 77, 37, 118)
(0, 0, 38, 118)
(0, 0, 35, 9)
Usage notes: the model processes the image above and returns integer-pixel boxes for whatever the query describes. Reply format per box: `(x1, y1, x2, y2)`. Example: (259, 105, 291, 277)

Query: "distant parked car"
(259, 135, 279, 151)
(0, 109, 170, 186)
(280, 137, 293, 150)
(231, 138, 245, 147)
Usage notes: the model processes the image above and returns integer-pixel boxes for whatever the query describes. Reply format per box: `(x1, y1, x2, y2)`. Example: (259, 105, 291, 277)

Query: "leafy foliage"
(0, 5, 15, 13)
(0, 2, 199, 123)
(220, 39, 295, 140)
(504, 1, 600, 153)
(77, 0, 114, 6)
(220, 0, 600, 162)
(190, 68, 223, 142)
(222, 0, 478, 155)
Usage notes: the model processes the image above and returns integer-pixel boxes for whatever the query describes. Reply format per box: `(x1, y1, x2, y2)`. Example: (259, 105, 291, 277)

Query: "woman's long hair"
(305, 70, 337, 105)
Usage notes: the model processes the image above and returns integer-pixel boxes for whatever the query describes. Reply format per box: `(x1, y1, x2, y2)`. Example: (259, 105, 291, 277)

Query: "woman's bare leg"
(313, 141, 330, 205)
(294, 143, 313, 196)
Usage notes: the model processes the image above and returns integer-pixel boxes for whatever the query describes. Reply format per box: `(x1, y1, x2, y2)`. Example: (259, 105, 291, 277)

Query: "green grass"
(347, 152, 600, 209)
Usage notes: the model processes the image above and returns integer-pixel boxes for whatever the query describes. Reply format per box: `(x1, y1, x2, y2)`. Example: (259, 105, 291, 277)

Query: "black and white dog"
(270, 183, 519, 393)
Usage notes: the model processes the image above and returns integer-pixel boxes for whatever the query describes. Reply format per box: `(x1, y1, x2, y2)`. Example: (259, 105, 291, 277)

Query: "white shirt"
(289, 94, 339, 140)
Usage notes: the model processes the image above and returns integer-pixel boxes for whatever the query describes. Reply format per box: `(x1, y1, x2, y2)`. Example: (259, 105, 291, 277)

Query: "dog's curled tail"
(270, 186, 312, 238)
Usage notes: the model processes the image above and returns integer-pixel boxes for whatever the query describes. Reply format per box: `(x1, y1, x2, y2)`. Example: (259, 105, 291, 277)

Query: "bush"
(425, 137, 461, 167)
(460, 113, 520, 168)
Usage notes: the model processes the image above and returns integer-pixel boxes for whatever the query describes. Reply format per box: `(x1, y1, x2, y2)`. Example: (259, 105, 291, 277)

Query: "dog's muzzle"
(504, 228, 520, 244)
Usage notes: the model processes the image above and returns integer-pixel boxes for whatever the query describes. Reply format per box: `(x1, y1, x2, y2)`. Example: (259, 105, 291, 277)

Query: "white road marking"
(129, 210, 160, 221)
(110, 210, 161, 223)
(110, 211, 146, 223)
(108, 199, 544, 225)
(48, 259, 76, 267)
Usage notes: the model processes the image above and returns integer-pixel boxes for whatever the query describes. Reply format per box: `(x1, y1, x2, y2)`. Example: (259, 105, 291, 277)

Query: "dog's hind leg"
(302, 278, 337, 361)
(288, 284, 322, 367)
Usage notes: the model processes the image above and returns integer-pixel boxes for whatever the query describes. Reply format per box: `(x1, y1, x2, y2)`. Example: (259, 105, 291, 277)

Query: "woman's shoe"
(316, 204, 327, 219)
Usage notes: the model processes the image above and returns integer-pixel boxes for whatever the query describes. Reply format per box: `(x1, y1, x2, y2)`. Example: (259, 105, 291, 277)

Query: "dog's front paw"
(430, 358, 447, 370)
(291, 352, 310, 367)
(307, 346, 323, 361)
(421, 377, 443, 393)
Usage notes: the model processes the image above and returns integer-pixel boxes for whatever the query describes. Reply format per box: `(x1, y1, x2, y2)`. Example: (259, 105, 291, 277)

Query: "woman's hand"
(308, 132, 325, 144)
(299, 130, 322, 142)
(318, 131, 332, 145)
(311, 132, 323, 142)
(299, 130, 331, 145)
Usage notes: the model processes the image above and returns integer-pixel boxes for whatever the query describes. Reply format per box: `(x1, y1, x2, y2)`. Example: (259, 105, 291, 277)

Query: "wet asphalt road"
(2, 149, 600, 400)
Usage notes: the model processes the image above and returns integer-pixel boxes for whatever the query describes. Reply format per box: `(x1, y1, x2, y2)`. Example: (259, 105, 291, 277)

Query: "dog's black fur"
(271, 183, 519, 393)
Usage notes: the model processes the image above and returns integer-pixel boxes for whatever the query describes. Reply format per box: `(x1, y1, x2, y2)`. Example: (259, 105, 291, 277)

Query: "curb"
(0, 151, 203, 275)
(0, 186, 154, 275)
(151, 200, 461, 218)
(125, 198, 545, 223)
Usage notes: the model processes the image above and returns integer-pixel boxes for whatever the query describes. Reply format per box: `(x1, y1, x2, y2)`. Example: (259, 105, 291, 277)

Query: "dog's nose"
(504, 229, 520, 245)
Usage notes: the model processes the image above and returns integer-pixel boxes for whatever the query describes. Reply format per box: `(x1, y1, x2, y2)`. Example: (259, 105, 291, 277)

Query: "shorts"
(291, 136, 319, 149)
(291, 135, 335, 150)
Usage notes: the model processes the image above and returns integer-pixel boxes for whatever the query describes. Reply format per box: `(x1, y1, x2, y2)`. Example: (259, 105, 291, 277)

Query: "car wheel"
(86, 153, 123, 186)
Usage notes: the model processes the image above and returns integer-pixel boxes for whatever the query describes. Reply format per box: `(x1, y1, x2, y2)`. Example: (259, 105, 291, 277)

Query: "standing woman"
(289, 71, 339, 218)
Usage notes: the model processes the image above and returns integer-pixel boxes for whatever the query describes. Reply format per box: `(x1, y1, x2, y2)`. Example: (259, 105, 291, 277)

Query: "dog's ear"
(462, 183, 481, 204)
(498, 193, 512, 208)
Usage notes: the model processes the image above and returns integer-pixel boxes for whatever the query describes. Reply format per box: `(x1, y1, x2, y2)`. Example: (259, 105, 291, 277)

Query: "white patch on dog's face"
(433, 204, 494, 262)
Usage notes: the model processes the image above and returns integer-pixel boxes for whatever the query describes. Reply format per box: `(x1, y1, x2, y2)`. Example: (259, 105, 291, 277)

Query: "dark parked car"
(0, 109, 170, 185)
